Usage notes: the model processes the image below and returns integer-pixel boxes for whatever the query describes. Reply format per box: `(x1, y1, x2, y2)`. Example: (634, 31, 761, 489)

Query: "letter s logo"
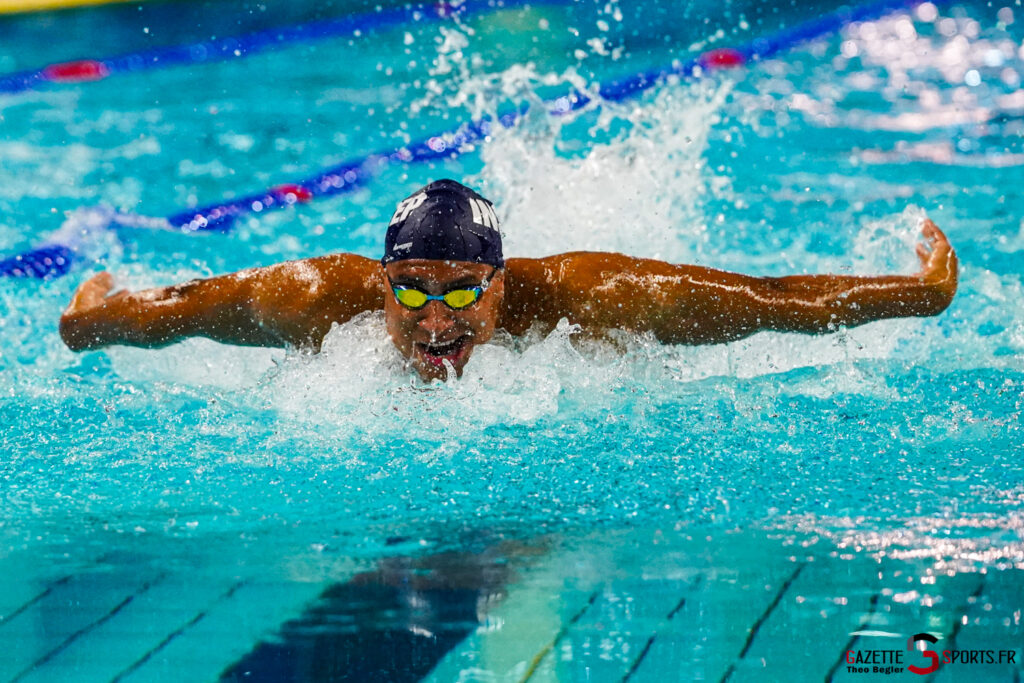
(907, 633, 940, 675)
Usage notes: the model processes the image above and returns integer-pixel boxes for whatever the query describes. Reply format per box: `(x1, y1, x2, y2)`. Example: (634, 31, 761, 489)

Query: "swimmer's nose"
(416, 300, 454, 337)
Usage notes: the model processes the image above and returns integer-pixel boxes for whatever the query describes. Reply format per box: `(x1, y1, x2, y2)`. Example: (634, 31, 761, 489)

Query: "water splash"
(2, 3, 1023, 568)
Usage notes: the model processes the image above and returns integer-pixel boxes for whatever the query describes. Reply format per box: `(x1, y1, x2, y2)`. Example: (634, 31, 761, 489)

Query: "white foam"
(33, 28, 1021, 434)
(250, 307, 924, 442)
(477, 80, 729, 263)
(106, 339, 280, 390)
(85, 64, 1019, 414)
(262, 312, 579, 434)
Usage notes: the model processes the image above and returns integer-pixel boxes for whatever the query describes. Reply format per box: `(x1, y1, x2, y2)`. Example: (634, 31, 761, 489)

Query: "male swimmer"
(60, 179, 958, 381)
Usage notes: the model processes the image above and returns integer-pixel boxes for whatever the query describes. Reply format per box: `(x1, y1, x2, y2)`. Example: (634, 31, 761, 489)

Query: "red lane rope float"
(41, 59, 110, 83)
(698, 48, 746, 70)
(271, 184, 314, 203)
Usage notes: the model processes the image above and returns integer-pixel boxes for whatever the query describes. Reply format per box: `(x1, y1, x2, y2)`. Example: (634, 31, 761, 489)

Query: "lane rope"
(0, 0, 571, 95)
(166, 0, 934, 235)
(1, 0, 936, 279)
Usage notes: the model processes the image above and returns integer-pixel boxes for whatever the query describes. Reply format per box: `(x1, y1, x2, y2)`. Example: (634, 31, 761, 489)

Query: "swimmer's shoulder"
(502, 252, 630, 334)
(502, 251, 690, 336)
(243, 253, 382, 300)
(282, 252, 385, 309)
(304, 253, 383, 287)
(243, 253, 385, 348)
(505, 251, 657, 289)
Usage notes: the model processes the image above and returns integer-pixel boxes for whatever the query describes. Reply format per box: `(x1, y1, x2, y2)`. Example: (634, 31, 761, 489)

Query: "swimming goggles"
(387, 268, 496, 310)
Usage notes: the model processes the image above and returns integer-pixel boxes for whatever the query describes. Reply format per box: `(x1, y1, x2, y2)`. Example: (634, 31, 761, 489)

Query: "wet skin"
(383, 260, 504, 381)
(59, 220, 959, 381)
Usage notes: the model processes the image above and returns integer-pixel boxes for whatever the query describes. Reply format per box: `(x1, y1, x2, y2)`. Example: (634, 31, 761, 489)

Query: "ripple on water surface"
(0, 2, 1022, 571)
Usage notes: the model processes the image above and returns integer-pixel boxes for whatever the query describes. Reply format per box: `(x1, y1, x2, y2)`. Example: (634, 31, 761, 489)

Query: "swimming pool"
(1, 0, 1022, 679)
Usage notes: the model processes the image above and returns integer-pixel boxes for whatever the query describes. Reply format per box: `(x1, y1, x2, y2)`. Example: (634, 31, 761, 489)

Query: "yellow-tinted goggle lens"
(443, 289, 480, 309)
(392, 286, 482, 310)
(394, 288, 428, 308)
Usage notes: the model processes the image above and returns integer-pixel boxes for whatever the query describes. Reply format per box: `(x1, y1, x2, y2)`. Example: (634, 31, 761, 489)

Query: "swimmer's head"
(380, 180, 506, 382)
(381, 179, 504, 268)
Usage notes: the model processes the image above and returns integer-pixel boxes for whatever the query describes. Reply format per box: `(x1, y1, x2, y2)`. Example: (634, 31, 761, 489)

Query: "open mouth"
(416, 336, 471, 367)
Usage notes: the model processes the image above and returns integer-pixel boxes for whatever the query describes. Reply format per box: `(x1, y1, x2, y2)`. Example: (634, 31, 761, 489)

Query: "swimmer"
(60, 179, 958, 381)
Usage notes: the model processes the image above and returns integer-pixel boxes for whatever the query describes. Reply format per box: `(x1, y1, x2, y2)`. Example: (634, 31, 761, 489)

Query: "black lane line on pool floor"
(110, 579, 248, 683)
(520, 590, 601, 682)
(0, 575, 72, 627)
(0, 553, 116, 627)
(939, 575, 990, 679)
(719, 562, 807, 683)
(946, 575, 987, 646)
(825, 593, 881, 683)
(620, 574, 706, 683)
(11, 573, 165, 683)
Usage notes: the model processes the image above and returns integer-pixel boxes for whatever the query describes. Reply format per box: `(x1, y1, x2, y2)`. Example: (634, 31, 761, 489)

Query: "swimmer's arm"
(738, 219, 957, 338)
(59, 254, 385, 351)
(545, 219, 957, 344)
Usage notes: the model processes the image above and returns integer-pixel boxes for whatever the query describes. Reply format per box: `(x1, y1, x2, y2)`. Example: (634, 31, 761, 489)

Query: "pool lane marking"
(0, 0, 953, 279)
(944, 575, 987, 644)
(518, 589, 600, 682)
(930, 574, 989, 681)
(9, 573, 166, 683)
(0, 575, 72, 628)
(109, 578, 248, 683)
(0, 550, 118, 628)
(619, 574, 706, 682)
(735, 562, 807, 659)
(718, 562, 806, 683)
(0, 0, 572, 95)
(824, 592, 882, 682)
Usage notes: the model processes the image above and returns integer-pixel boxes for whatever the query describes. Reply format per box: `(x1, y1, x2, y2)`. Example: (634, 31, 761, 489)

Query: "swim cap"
(381, 179, 504, 268)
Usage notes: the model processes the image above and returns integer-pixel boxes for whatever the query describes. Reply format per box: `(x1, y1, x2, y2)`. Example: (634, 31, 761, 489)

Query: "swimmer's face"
(382, 259, 505, 381)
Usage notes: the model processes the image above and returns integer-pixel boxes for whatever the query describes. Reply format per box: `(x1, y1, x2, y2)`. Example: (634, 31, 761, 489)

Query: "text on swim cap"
(390, 193, 428, 226)
(469, 198, 498, 230)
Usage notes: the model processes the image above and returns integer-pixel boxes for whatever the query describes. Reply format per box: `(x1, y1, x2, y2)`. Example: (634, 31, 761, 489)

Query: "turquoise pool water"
(1, 0, 1023, 680)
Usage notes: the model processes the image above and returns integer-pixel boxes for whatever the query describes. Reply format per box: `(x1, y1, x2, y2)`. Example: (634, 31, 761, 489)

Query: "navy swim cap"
(381, 179, 504, 268)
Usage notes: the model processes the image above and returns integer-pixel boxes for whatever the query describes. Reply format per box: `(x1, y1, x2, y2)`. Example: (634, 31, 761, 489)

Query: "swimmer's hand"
(67, 271, 130, 309)
(914, 218, 958, 312)
(60, 272, 130, 351)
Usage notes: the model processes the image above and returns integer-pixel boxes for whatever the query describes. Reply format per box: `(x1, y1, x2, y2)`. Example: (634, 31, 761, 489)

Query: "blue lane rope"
(0, 0, 939, 279)
(0, 244, 77, 279)
(0, 0, 570, 95)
